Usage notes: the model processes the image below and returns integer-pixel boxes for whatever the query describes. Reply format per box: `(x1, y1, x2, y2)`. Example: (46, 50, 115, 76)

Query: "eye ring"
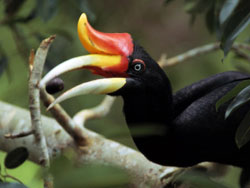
(132, 59, 145, 73)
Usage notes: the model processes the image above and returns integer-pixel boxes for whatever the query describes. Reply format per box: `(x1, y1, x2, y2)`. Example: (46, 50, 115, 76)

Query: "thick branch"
(0, 101, 181, 188)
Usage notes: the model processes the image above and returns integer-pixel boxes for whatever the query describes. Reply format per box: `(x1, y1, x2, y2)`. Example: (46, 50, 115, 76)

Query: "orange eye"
(132, 59, 145, 73)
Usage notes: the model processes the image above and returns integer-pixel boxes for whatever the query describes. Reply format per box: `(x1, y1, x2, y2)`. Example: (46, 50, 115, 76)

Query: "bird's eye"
(132, 59, 145, 73)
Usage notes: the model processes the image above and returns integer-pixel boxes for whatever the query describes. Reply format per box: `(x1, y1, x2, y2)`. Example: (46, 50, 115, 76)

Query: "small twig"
(73, 96, 116, 127)
(2, 168, 24, 184)
(29, 49, 35, 75)
(158, 42, 250, 68)
(2, 174, 24, 184)
(40, 87, 88, 146)
(4, 130, 34, 139)
(232, 47, 250, 62)
(234, 43, 250, 51)
(158, 43, 221, 67)
(29, 36, 55, 167)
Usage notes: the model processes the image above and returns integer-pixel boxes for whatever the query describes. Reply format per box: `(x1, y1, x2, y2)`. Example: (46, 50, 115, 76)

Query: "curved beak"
(77, 13, 133, 56)
(40, 13, 133, 109)
(47, 78, 126, 110)
(40, 54, 126, 87)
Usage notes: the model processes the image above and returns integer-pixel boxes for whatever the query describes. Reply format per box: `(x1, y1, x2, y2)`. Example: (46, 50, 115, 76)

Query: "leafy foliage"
(216, 80, 250, 111)
(165, 0, 250, 55)
(220, 0, 250, 55)
(164, 0, 250, 148)
(216, 79, 250, 148)
(235, 110, 250, 148)
(225, 85, 250, 118)
(224, 84, 250, 148)
(0, 0, 96, 76)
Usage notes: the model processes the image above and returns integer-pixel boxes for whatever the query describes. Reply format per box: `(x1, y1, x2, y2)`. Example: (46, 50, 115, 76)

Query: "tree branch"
(0, 100, 182, 188)
(4, 130, 34, 139)
(28, 36, 55, 167)
(73, 96, 116, 127)
(158, 43, 221, 67)
(158, 42, 250, 68)
(40, 87, 88, 146)
(29, 36, 56, 188)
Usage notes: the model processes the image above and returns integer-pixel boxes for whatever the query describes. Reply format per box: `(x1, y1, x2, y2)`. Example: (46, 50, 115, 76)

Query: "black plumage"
(111, 43, 250, 168)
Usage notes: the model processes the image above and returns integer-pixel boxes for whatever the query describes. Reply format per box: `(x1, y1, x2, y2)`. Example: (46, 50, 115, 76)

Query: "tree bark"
(0, 101, 180, 188)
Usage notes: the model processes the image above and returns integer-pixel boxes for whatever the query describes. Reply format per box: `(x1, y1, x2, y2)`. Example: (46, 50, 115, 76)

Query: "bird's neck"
(122, 78, 173, 126)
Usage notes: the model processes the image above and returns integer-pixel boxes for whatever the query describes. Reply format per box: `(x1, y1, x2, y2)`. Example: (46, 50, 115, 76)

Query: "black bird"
(40, 13, 250, 170)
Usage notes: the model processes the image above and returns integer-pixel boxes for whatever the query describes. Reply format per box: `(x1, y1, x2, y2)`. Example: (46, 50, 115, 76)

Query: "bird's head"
(40, 13, 169, 110)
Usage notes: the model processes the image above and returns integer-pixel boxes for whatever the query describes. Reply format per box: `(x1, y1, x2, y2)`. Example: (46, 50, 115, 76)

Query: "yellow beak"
(40, 54, 123, 87)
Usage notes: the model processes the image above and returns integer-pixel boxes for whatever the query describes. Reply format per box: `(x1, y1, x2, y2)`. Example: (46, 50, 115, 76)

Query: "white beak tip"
(46, 103, 55, 111)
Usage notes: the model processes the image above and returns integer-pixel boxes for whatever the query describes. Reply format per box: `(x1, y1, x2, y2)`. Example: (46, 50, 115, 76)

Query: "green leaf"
(4, 147, 29, 169)
(225, 84, 250, 118)
(183, 0, 221, 30)
(235, 110, 250, 148)
(219, 0, 239, 24)
(220, 0, 250, 55)
(216, 80, 250, 111)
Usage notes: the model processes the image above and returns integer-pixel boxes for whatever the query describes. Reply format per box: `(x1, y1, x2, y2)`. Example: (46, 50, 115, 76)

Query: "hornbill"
(40, 13, 250, 170)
